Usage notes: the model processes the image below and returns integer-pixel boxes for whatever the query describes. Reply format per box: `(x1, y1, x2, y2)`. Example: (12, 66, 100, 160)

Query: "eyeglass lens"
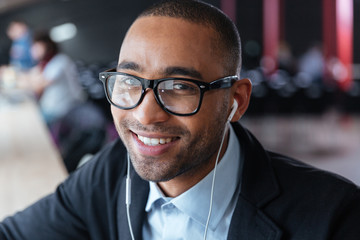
(106, 74, 201, 114)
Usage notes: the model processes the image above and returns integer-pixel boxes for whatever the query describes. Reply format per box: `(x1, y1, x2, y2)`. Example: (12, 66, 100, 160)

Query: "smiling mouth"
(137, 134, 177, 146)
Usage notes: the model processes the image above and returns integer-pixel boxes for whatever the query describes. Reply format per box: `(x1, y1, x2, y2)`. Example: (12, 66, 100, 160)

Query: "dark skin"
(111, 16, 252, 197)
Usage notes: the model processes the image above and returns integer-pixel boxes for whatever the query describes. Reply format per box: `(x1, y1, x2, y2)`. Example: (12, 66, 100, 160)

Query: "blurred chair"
(53, 102, 107, 173)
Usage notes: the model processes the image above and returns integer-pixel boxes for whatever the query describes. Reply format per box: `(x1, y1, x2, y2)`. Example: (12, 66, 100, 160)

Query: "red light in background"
(336, 0, 353, 91)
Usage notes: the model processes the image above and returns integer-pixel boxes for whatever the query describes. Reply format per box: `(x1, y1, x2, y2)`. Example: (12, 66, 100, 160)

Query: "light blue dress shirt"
(143, 125, 242, 240)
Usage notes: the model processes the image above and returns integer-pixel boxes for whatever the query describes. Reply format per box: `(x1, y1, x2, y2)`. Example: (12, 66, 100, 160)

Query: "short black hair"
(138, 0, 241, 76)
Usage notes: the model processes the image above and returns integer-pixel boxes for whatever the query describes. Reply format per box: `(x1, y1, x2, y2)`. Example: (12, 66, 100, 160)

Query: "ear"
(229, 78, 252, 122)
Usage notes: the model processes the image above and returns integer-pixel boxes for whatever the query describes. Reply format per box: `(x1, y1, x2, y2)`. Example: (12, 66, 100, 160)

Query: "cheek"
(111, 106, 131, 147)
(110, 106, 118, 122)
(183, 104, 227, 140)
(111, 105, 124, 117)
(111, 106, 126, 129)
(110, 106, 117, 118)
(198, 92, 229, 122)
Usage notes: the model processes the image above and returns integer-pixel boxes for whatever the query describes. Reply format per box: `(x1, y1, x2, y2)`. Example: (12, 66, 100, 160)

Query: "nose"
(132, 89, 170, 125)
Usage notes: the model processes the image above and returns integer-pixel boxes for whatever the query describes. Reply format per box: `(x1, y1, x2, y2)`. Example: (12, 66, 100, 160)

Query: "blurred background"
(0, 0, 359, 219)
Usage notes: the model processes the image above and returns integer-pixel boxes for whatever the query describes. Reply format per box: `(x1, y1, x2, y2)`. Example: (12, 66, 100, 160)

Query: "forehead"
(129, 16, 211, 36)
(118, 16, 224, 80)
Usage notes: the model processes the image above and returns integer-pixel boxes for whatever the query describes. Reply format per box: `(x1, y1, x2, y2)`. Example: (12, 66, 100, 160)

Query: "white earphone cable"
(203, 122, 230, 240)
(126, 153, 135, 240)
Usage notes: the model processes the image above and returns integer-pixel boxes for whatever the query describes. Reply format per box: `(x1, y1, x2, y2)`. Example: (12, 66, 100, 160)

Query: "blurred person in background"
(26, 32, 85, 128)
(0, 20, 35, 88)
(25, 32, 104, 174)
(297, 43, 324, 84)
(6, 20, 35, 71)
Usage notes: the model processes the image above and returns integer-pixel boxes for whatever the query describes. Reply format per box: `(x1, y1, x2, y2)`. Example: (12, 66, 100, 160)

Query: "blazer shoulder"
(261, 152, 360, 239)
(267, 151, 360, 203)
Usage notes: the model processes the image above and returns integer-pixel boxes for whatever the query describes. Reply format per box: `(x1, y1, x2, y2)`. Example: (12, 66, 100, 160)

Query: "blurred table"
(0, 92, 68, 220)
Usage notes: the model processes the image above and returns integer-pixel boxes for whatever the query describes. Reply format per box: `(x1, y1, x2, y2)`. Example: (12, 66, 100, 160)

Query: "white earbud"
(227, 99, 238, 122)
(204, 98, 238, 240)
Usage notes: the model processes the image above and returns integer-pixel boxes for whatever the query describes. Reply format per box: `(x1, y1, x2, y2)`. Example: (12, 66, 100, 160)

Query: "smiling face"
(112, 16, 240, 193)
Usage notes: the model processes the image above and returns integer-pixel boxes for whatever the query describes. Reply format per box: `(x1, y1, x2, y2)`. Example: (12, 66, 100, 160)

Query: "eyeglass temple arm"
(208, 76, 237, 89)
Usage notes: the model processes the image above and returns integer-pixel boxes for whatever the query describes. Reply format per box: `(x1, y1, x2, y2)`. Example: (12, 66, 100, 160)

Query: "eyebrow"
(164, 66, 203, 80)
(117, 61, 203, 80)
(117, 61, 141, 72)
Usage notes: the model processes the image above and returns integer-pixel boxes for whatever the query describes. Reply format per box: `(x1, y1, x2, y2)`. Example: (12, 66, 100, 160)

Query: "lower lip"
(131, 132, 178, 156)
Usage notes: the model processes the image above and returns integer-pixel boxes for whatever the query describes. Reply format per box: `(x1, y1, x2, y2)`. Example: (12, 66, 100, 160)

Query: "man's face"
(112, 16, 232, 183)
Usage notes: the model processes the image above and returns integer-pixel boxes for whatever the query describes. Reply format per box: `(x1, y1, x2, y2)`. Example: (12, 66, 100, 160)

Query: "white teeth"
(150, 138, 159, 145)
(138, 135, 173, 146)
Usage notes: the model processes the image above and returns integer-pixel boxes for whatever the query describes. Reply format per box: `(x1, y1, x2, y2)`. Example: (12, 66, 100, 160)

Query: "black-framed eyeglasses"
(99, 68, 238, 116)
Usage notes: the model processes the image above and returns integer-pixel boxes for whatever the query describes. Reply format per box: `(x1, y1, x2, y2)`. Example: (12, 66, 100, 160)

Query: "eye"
(124, 78, 139, 86)
(116, 75, 141, 89)
(159, 80, 199, 96)
(173, 82, 196, 91)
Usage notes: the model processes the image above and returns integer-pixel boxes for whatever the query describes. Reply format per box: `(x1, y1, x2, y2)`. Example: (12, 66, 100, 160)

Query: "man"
(1, 0, 360, 239)
(26, 32, 85, 127)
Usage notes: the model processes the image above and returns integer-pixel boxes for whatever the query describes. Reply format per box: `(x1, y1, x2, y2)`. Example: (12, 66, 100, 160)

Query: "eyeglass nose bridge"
(140, 77, 157, 90)
(137, 78, 165, 110)
(139, 78, 161, 101)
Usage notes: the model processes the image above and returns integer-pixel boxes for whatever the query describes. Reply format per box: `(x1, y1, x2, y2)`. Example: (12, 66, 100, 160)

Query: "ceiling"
(0, 0, 43, 14)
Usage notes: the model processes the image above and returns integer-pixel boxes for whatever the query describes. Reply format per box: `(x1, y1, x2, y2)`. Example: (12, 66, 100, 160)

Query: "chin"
(131, 158, 180, 182)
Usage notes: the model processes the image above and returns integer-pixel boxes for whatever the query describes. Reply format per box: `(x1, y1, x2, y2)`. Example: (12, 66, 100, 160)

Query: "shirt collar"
(145, 124, 241, 230)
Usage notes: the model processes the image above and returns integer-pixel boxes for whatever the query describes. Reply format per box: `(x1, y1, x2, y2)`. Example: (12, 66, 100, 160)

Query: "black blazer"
(1, 123, 360, 239)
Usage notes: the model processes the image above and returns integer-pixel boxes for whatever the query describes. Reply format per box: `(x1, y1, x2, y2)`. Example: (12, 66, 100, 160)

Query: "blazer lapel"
(227, 197, 282, 240)
(228, 123, 283, 239)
